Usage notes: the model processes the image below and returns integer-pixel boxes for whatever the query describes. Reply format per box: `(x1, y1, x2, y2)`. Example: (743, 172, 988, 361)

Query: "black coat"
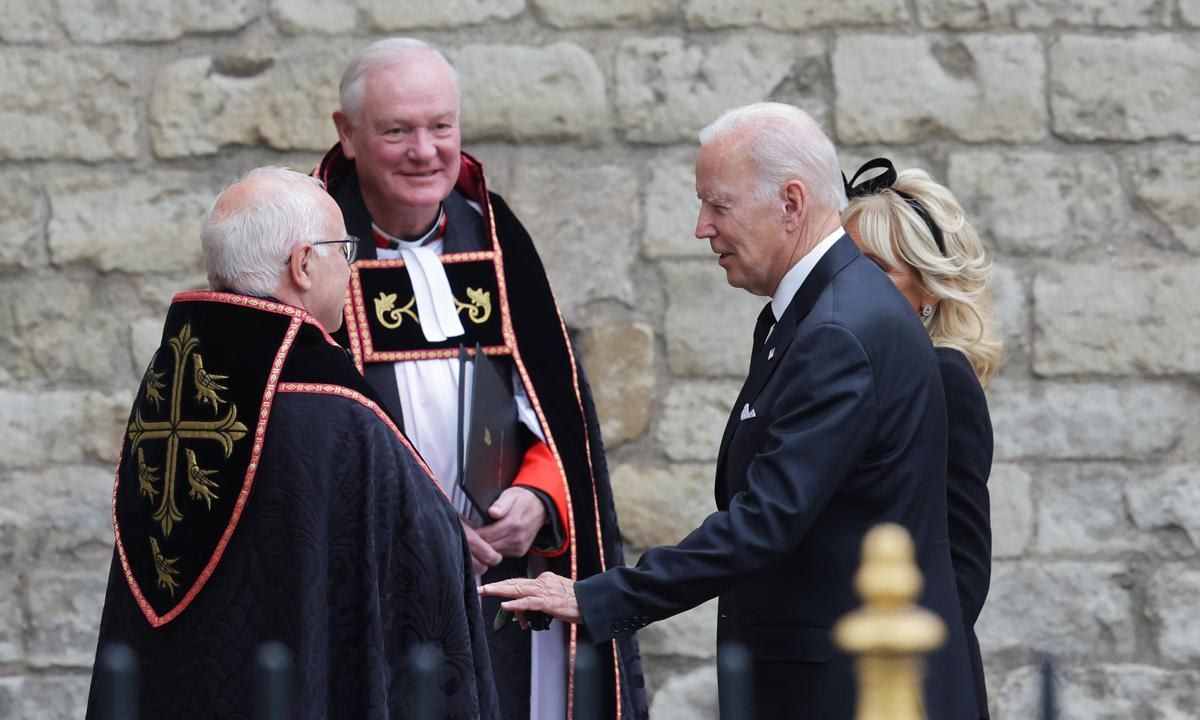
(938, 347, 994, 720)
(575, 236, 977, 719)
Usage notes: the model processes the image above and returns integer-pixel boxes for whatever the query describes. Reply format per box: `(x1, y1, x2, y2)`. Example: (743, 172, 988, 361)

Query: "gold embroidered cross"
(127, 323, 248, 537)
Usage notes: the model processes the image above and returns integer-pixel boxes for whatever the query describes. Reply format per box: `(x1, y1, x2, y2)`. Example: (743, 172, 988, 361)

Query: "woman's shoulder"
(935, 346, 984, 396)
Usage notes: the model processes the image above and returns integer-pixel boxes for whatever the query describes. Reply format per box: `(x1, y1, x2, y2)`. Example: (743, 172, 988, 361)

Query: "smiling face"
(335, 53, 461, 235)
(693, 133, 791, 297)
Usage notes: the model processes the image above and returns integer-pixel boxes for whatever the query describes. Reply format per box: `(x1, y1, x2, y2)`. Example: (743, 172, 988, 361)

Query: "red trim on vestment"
(114, 295, 318, 628)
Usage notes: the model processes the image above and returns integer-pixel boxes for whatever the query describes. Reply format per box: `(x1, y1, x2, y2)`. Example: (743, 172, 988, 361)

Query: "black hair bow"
(843, 158, 946, 255)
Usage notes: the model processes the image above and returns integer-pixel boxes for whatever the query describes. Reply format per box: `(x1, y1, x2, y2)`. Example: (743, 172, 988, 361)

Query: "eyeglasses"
(288, 236, 360, 264)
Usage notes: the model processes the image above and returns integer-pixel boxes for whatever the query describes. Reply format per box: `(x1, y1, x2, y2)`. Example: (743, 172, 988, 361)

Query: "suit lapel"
(714, 235, 861, 499)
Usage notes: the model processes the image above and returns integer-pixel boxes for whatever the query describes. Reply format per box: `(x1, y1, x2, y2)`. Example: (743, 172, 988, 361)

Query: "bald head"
(201, 167, 340, 297)
(699, 102, 846, 213)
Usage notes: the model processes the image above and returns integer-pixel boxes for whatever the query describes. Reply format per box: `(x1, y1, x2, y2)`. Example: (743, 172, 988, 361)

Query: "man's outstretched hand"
(479, 572, 582, 627)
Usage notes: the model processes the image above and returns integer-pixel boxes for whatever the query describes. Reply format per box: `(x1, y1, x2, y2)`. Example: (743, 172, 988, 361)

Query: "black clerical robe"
(86, 292, 498, 720)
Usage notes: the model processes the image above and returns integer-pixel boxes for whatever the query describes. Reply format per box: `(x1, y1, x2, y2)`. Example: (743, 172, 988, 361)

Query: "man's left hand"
(479, 572, 582, 625)
(477, 487, 546, 557)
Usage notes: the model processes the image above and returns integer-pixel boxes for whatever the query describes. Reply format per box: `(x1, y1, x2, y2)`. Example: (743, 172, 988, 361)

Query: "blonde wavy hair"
(843, 168, 1003, 386)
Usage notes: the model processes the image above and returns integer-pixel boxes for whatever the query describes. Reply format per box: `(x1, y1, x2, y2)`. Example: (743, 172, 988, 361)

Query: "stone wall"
(2, 1, 1198, 718)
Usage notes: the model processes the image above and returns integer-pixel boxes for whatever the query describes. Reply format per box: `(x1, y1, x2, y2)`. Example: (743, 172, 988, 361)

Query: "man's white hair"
(201, 167, 330, 297)
(699, 102, 847, 212)
(339, 37, 460, 123)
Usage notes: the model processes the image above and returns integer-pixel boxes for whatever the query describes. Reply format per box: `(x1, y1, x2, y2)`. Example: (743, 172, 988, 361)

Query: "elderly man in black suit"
(482, 102, 976, 719)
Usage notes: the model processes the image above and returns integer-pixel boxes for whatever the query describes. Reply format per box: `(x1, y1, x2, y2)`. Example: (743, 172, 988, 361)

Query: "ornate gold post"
(834, 524, 946, 720)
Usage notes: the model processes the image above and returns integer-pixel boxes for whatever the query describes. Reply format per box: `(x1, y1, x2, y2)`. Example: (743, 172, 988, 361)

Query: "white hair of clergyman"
(201, 167, 330, 297)
(339, 37, 461, 123)
(699, 102, 847, 212)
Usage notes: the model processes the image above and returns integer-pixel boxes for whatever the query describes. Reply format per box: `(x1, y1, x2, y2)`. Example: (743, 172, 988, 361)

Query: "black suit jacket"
(938, 347, 994, 720)
(575, 236, 976, 719)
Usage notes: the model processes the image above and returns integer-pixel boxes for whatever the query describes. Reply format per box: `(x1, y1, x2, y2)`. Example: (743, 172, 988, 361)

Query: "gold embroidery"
(375, 292, 419, 329)
(135, 448, 160, 500)
(145, 368, 166, 410)
(184, 448, 219, 510)
(455, 287, 492, 324)
(149, 537, 181, 596)
(128, 323, 248, 536)
(192, 354, 228, 412)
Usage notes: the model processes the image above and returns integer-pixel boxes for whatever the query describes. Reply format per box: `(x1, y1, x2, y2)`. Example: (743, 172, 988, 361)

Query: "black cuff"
(520, 486, 565, 553)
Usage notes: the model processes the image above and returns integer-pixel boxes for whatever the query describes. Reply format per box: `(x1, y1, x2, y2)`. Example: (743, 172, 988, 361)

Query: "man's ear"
(287, 244, 316, 291)
(781, 179, 807, 233)
(333, 110, 356, 160)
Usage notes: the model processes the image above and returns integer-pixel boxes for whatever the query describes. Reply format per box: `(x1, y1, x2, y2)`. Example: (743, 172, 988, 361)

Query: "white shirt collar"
(770, 227, 845, 322)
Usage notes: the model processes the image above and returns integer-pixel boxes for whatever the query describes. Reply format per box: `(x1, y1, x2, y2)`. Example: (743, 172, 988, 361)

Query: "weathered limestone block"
(1126, 465, 1200, 554)
(947, 151, 1126, 256)
(1051, 35, 1200, 141)
(363, 0, 524, 30)
(977, 561, 1136, 657)
(0, 274, 140, 387)
(1033, 265, 1200, 376)
(656, 380, 740, 462)
(648, 664, 718, 720)
(0, 0, 58, 41)
(48, 173, 213, 274)
(615, 36, 822, 143)
(131, 317, 168, 371)
(505, 162, 639, 317)
(1129, 146, 1200, 252)
(0, 465, 116, 573)
(644, 157, 706, 259)
(993, 664, 1200, 719)
(0, 568, 20, 663)
(26, 569, 108, 667)
(0, 675, 90, 720)
(610, 464, 715, 549)
(686, 0, 907, 28)
(271, 0, 357, 34)
(1035, 464, 1147, 554)
(1148, 564, 1200, 666)
(59, 0, 256, 42)
(451, 43, 608, 142)
(151, 52, 346, 158)
(986, 380, 1192, 460)
(916, 0, 1163, 28)
(0, 389, 128, 470)
(835, 35, 1046, 143)
(534, 0, 674, 26)
(662, 263, 764, 377)
(990, 262, 1028, 367)
(0, 49, 138, 161)
(0, 172, 46, 271)
(579, 323, 655, 447)
(989, 463, 1033, 558)
(1184, 0, 1200, 25)
(637, 599, 718, 659)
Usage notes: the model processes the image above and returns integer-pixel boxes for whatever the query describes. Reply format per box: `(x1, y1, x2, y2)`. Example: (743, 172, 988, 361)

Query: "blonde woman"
(843, 158, 1001, 720)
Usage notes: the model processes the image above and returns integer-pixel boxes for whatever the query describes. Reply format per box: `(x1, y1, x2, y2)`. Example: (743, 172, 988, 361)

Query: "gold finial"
(834, 523, 946, 720)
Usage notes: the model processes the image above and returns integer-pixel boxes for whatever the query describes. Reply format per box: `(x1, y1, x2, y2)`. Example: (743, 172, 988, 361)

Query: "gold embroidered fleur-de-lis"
(149, 536, 181, 596)
(136, 448, 160, 500)
(456, 287, 492, 324)
(145, 369, 166, 410)
(375, 291, 420, 330)
(192, 354, 228, 413)
(184, 448, 220, 510)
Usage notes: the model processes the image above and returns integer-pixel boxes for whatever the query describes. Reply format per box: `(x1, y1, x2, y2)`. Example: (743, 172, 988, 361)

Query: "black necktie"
(752, 303, 775, 350)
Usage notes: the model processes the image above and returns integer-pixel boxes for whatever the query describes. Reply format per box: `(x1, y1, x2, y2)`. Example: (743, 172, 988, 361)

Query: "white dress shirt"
(770, 227, 846, 324)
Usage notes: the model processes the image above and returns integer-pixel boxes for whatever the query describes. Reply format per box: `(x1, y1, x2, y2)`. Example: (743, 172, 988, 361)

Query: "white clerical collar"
(771, 227, 845, 322)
